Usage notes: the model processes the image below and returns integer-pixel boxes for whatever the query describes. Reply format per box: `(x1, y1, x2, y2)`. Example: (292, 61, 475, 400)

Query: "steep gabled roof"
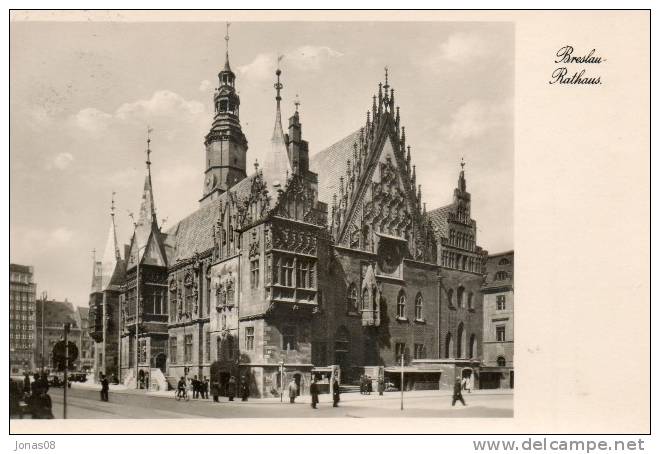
(165, 174, 256, 263)
(427, 203, 455, 241)
(309, 129, 362, 207)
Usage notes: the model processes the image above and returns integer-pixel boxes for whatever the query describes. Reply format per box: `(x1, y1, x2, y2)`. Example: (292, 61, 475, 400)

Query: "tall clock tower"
(200, 25, 248, 206)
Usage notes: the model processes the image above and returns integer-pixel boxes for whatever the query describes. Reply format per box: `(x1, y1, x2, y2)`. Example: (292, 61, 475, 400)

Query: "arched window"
(361, 289, 369, 311)
(445, 332, 454, 358)
(457, 323, 465, 358)
(497, 356, 506, 367)
(469, 334, 477, 358)
(447, 288, 454, 307)
(396, 290, 406, 318)
(498, 258, 510, 265)
(457, 286, 465, 308)
(346, 283, 358, 313)
(462, 256, 468, 270)
(495, 271, 509, 281)
(467, 292, 474, 310)
(414, 293, 423, 320)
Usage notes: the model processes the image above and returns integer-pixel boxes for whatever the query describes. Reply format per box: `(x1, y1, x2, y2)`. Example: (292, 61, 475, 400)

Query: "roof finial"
(275, 55, 284, 106)
(110, 191, 116, 218)
(225, 22, 230, 59)
(384, 65, 389, 90)
(294, 93, 300, 113)
(460, 156, 465, 170)
(146, 125, 153, 170)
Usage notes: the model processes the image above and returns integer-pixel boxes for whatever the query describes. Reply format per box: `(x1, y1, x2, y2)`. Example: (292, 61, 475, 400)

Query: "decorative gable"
(324, 77, 437, 264)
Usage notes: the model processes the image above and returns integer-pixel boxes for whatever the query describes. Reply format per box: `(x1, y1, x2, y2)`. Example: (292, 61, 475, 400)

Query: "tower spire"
(224, 22, 231, 71)
(265, 61, 292, 190)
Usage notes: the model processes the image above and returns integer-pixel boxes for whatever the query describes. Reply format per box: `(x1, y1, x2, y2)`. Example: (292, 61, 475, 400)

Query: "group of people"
(9, 372, 55, 419)
(308, 377, 340, 409)
(177, 375, 250, 402)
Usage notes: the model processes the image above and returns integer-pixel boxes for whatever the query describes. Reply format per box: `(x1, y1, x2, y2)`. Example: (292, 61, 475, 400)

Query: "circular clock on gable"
(377, 239, 402, 274)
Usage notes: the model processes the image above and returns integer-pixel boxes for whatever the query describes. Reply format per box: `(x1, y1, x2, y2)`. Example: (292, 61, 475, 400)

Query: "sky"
(10, 20, 513, 307)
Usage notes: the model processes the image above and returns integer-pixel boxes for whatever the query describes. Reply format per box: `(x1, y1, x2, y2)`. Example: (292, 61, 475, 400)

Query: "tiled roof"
(427, 203, 455, 240)
(165, 175, 255, 263)
(309, 129, 362, 207)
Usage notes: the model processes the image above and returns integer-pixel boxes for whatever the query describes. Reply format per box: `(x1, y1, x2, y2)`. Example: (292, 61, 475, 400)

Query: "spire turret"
(264, 61, 292, 190)
(202, 22, 247, 204)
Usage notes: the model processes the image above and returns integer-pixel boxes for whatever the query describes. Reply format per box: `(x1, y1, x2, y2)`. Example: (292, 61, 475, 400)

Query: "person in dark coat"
(332, 379, 340, 407)
(100, 374, 109, 402)
(31, 373, 41, 396)
(192, 375, 199, 399)
(310, 377, 319, 409)
(30, 386, 54, 419)
(452, 377, 466, 406)
(203, 377, 209, 399)
(23, 373, 32, 397)
(211, 380, 220, 402)
(377, 377, 385, 396)
(287, 378, 298, 404)
(227, 376, 236, 401)
(240, 377, 249, 401)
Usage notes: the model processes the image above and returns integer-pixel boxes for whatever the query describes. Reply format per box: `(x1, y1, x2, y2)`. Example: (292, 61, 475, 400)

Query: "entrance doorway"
(155, 354, 167, 373)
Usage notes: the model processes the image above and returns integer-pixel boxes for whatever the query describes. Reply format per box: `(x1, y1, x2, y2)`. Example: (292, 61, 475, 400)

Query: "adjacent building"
(480, 250, 514, 389)
(34, 298, 84, 371)
(89, 198, 126, 382)
(75, 306, 95, 373)
(10, 264, 37, 374)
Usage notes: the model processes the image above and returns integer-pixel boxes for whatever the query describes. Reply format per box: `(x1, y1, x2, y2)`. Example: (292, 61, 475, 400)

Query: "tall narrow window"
(395, 342, 406, 360)
(414, 343, 425, 359)
(496, 325, 506, 342)
(496, 295, 506, 310)
(245, 326, 254, 350)
(284, 258, 294, 287)
(397, 290, 406, 318)
(447, 288, 454, 307)
(184, 334, 193, 363)
(415, 293, 423, 320)
(282, 325, 297, 350)
(205, 272, 211, 317)
(346, 283, 358, 313)
(467, 292, 474, 310)
(250, 258, 260, 289)
(297, 260, 308, 289)
(457, 286, 465, 308)
(204, 330, 210, 363)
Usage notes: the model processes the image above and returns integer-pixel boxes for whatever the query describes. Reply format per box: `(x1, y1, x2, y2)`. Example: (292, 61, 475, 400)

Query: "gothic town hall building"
(88, 42, 496, 397)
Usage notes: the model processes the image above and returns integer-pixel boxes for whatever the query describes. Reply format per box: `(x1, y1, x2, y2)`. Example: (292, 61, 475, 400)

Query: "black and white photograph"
(7, 9, 650, 442)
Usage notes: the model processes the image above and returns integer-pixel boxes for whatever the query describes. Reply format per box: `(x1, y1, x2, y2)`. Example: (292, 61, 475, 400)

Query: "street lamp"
(40, 291, 47, 374)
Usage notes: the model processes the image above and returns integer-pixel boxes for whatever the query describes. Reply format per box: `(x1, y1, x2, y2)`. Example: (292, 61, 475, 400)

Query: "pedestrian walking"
(240, 377, 249, 401)
(287, 378, 298, 403)
(211, 380, 220, 402)
(461, 376, 467, 391)
(310, 377, 319, 409)
(203, 377, 209, 399)
(377, 377, 384, 396)
(30, 386, 54, 419)
(192, 375, 199, 399)
(366, 376, 372, 395)
(31, 373, 41, 396)
(332, 378, 340, 407)
(23, 372, 32, 397)
(466, 375, 473, 394)
(452, 377, 466, 406)
(100, 373, 109, 402)
(227, 376, 236, 401)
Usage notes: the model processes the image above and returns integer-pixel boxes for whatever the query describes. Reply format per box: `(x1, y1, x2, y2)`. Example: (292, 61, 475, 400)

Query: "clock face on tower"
(377, 239, 402, 275)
